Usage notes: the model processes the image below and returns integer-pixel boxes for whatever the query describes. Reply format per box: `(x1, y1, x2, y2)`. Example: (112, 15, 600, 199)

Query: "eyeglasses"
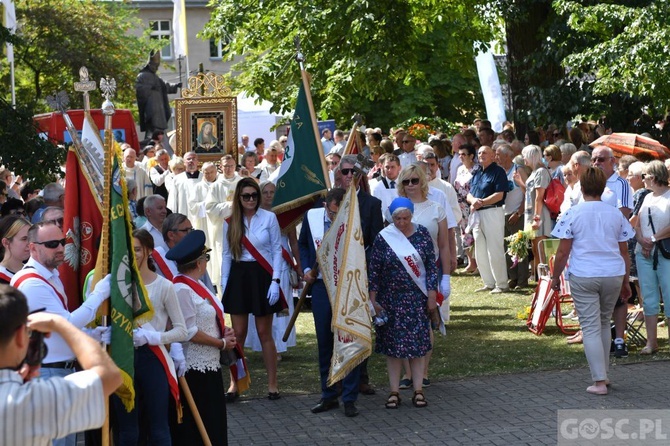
(173, 227, 194, 233)
(241, 193, 259, 201)
(340, 168, 355, 176)
(591, 156, 611, 163)
(329, 161, 339, 165)
(641, 174, 652, 180)
(200, 253, 211, 262)
(402, 177, 420, 186)
(33, 238, 66, 249)
(10, 209, 26, 216)
(402, 140, 414, 144)
(326, 207, 338, 219)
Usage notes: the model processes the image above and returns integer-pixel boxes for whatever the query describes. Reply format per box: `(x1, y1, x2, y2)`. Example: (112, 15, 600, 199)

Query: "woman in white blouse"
(221, 177, 283, 400)
(112, 229, 188, 446)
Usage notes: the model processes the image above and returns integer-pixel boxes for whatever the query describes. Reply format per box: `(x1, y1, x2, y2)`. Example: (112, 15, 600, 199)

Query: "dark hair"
(136, 196, 146, 218)
(580, 167, 607, 197)
(132, 229, 156, 272)
(526, 130, 541, 146)
(253, 138, 264, 148)
(1, 198, 25, 217)
(162, 213, 189, 242)
(459, 143, 477, 158)
(151, 130, 165, 140)
(0, 285, 28, 346)
(369, 132, 382, 144)
(380, 138, 394, 154)
(19, 181, 37, 202)
(324, 188, 346, 207)
(429, 139, 449, 158)
(25, 197, 44, 219)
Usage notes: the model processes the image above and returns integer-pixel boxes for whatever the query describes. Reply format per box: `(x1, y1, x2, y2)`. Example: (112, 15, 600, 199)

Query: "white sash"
(306, 208, 326, 252)
(380, 224, 428, 296)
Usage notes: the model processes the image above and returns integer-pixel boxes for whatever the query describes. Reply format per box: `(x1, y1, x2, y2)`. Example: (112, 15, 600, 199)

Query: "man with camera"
(10, 220, 111, 446)
(0, 286, 122, 446)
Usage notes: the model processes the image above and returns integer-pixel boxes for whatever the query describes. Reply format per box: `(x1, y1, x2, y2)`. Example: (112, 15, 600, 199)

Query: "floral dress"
(368, 224, 438, 358)
(454, 164, 477, 247)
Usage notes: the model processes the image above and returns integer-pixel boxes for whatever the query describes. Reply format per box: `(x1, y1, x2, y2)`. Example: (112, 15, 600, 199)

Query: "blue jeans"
(311, 280, 360, 403)
(39, 366, 77, 446)
(112, 346, 171, 446)
(635, 252, 670, 316)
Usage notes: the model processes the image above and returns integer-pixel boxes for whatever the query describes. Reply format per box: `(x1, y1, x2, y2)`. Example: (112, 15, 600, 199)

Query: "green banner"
(108, 150, 153, 411)
(272, 83, 329, 226)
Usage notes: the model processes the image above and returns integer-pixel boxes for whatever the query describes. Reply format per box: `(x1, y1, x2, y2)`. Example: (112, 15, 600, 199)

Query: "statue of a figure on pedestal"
(135, 50, 181, 139)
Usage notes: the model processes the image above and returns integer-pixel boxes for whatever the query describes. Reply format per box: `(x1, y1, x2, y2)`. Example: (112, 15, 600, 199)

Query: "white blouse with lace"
(174, 282, 222, 373)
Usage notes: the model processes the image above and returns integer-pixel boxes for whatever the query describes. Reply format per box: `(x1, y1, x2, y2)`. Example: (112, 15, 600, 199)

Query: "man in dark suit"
(299, 188, 361, 416)
(336, 155, 383, 392)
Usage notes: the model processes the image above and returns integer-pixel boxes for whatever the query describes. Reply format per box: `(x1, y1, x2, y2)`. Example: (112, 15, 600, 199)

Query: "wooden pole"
(282, 282, 311, 343)
(179, 377, 213, 446)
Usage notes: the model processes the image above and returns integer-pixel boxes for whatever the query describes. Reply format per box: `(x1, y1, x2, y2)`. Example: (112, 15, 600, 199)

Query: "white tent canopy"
(237, 93, 283, 148)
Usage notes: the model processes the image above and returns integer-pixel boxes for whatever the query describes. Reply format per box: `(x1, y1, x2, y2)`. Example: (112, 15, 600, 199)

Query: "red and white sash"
(151, 249, 174, 281)
(380, 225, 428, 297)
(142, 321, 182, 421)
(0, 271, 13, 283)
(173, 274, 251, 392)
(12, 271, 68, 310)
(306, 208, 326, 251)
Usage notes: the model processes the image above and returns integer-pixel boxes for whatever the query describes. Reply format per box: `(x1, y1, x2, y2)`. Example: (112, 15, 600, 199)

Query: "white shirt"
(427, 187, 457, 229)
(144, 274, 188, 345)
(140, 220, 169, 252)
(637, 189, 670, 242)
(449, 155, 463, 185)
(150, 164, 171, 187)
(429, 177, 461, 224)
(602, 172, 633, 210)
(551, 201, 633, 277)
(412, 200, 448, 255)
(0, 369, 105, 446)
(371, 177, 399, 220)
(11, 258, 96, 362)
(503, 165, 524, 216)
(398, 150, 417, 170)
(124, 164, 153, 199)
(221, 208, 282, 282)
(167, 171, 202, 215)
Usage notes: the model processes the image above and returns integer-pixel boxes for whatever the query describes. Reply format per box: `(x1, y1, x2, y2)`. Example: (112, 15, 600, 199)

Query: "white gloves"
(267, 281, 280, 306)
(86, 326, 111, 344)
(84, 274, 111, 309)
(440, 274, 451, 299)
(133, 327, 162, 347)
(170, 343, 187, 377)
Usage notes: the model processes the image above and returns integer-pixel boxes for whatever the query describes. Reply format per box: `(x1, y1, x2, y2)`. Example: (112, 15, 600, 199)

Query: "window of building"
(150, 20, 172, 59)
(209, 36, 231, 59)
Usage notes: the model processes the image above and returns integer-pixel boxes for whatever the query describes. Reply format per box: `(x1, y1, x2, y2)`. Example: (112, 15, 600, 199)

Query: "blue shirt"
(469, 162, 508, 205)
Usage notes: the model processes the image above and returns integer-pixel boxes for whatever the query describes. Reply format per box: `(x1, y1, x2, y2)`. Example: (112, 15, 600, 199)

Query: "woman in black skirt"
(221, 177, 283, 400)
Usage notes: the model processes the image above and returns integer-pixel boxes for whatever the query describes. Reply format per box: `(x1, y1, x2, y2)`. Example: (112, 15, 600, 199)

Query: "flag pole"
(295, 37, 331, 189)
(98, 75, 116, 446)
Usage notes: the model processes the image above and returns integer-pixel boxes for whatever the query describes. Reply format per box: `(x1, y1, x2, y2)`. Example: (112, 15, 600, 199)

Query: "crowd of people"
(1, 116, 669, 444)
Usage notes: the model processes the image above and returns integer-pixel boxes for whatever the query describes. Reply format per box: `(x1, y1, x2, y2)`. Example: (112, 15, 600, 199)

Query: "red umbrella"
(590, 132, 670, 160)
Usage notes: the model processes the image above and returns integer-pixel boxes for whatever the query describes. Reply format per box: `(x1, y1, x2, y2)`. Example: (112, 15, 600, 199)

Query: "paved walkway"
(228, 360, 670, 445)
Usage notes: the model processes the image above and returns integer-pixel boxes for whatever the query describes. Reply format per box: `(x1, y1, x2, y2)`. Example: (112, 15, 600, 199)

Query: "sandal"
(640, 346, 658, 355)
(385, 392, 401, 409)
(412, 390, 427, 408)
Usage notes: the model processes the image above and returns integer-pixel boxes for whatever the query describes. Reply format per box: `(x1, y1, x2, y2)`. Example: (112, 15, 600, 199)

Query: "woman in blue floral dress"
(369, 197, 439, 409)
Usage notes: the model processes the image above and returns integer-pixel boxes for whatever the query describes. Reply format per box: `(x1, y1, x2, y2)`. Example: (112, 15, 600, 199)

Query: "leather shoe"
(311, 398, 339, 414)
(359, 383, 376, 395)
(344, 402, 359, 417)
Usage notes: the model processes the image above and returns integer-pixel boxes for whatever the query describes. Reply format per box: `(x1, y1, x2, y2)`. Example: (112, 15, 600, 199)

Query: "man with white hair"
(140, 195, 169, 252)
(258, 146, 281, 181)
(123, 148, 152, 199)
(149, 149, 171, 200)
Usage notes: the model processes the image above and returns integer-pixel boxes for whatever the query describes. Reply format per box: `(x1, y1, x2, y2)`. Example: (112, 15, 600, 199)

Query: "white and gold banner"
(317, 186, 372, 386)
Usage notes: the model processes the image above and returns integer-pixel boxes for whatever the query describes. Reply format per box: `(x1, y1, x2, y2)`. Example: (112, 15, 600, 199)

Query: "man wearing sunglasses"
(0, 287, 123, 446)
(398, 134, 417, 170)
(10, 221, 112, 446)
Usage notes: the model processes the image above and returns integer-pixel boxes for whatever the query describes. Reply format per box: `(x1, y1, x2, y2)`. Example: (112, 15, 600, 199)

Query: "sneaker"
(614, 342, 629, 358)
(475, 286, 493, 292)
(490, 287, 510, 294)
(422, 378, 431, 387)
(399, 378, 412, 389)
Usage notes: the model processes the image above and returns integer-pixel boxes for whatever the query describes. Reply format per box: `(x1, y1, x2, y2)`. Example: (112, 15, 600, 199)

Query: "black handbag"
(647, 208, 670, 260)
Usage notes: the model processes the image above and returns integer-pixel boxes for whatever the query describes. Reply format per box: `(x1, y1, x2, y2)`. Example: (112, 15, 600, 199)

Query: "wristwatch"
(272, 278, 280, 284)
(651, 235, 657, 243)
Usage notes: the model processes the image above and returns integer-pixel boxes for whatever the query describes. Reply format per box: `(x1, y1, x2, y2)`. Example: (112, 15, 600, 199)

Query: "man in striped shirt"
(0, 286, 122, 446)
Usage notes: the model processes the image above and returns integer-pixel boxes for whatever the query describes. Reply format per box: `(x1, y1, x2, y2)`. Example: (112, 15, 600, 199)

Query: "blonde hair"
(397, 164, 429, 199)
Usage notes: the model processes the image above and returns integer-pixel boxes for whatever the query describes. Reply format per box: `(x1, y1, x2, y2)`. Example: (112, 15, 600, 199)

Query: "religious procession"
(2, 0, 670, 445)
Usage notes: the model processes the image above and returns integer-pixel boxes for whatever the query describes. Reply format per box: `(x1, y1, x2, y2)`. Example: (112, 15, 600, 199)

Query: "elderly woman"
(168, 229, 237, 446)
(543, 144, 564, 185)
(241, 151, 262, 182)
(112, 229, 188, 445)
(454, 143, 478, 273)
(0, 215, 31, 284)
(221, 178, 283, 400)
(634, 160, 670, 355)
(369, 197, 439, 408)
(516, 145, 552, 276)
(551, 167, 632, 395)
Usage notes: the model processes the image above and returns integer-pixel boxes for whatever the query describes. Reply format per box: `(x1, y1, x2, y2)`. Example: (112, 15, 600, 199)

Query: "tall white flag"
(2, 0, 16, 62)
(172, 0, 188, 58)
(476, 49, 506, 133)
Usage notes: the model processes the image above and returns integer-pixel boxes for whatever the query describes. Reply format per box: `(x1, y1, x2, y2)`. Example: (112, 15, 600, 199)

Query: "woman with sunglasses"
(221, 177, 283, 401)
(634, 160, 670, 355)
(168, 229, 236, 446)
(112, 229, 188, 446)
(0, 215, 31, 284)
(395, 164, 451, 391)
(453, 143, 478, 273)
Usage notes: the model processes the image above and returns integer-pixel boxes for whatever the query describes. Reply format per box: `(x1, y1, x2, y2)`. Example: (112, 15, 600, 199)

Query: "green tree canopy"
(203, 0, 495, 130)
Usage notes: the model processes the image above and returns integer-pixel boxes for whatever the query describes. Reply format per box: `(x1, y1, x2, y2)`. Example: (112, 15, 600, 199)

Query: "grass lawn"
(233, 271, 669, 399)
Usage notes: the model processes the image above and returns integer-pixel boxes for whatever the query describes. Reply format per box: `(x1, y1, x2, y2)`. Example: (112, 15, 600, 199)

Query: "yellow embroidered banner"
(317, 185, 372, 386)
